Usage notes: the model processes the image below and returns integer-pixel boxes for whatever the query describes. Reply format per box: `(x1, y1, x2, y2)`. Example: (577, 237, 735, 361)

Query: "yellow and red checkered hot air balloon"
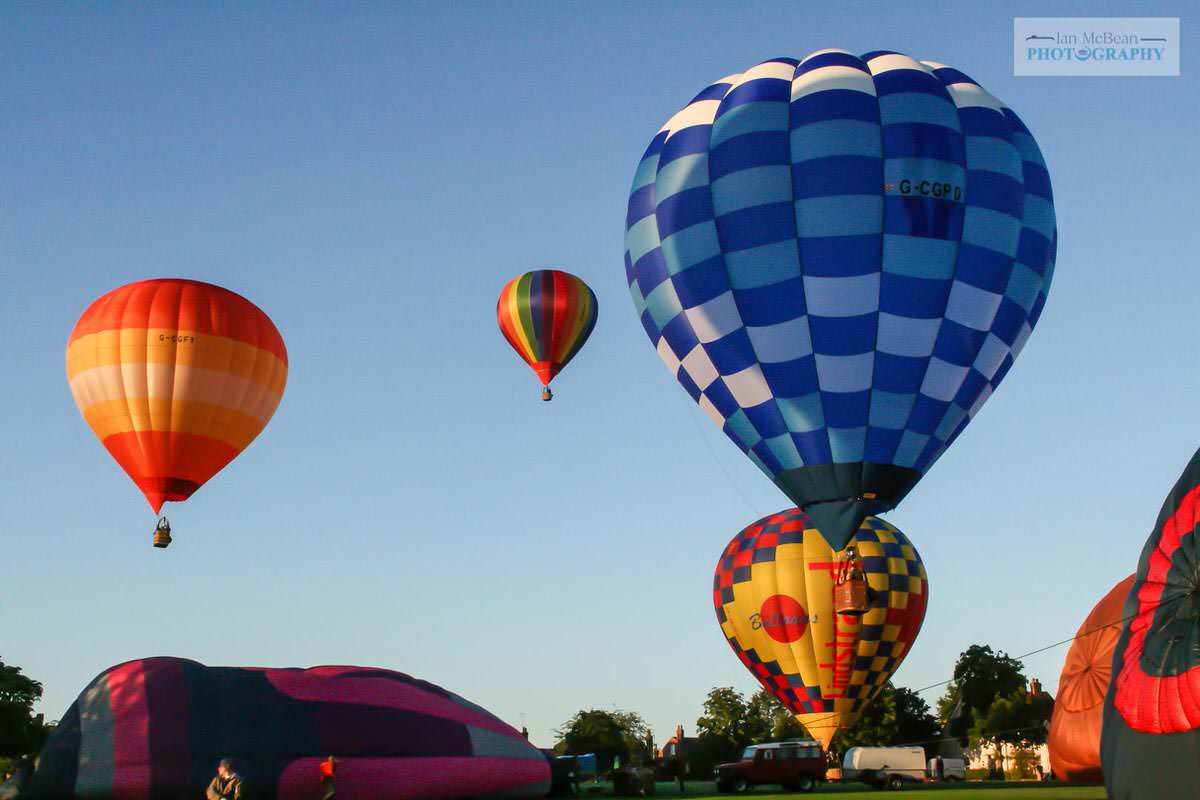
(66, 279, 287, 547)
(714, 509, 928, 748)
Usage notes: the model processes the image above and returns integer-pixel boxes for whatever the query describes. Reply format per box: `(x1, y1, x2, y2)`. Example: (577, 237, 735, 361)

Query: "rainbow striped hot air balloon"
(66, 278, 287, 547)
(496, 269, 597, 401)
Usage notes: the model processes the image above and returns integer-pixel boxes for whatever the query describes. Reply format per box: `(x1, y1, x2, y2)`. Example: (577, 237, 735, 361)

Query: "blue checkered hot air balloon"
(625, 50, 1056, 550)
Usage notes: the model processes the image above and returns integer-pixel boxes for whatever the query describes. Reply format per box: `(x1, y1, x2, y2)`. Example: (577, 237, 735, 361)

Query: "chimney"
(1029, 678, 1041, 696)
(675, 724, 684, 742)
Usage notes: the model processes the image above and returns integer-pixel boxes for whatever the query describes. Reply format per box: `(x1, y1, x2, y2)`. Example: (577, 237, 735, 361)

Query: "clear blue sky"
(2, 1, 1197, 749)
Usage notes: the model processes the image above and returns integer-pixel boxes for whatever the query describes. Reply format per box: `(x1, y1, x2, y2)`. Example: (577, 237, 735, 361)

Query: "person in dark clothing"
(206, 758, 242, 800)
(935, 755, 944, 781)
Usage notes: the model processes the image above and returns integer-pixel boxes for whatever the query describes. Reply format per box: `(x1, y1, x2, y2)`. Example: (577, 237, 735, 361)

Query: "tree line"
(0, 658, 53, 780)
(553, 643, 1056, 777)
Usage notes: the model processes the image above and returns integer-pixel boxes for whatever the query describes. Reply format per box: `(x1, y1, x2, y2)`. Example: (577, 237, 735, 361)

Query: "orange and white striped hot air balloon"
(66, 279, 287, 547)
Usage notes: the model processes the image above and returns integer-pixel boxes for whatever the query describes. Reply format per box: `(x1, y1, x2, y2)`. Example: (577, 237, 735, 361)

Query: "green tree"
(553, 709, 649, 772)
(831, 683, 942, 758)
(0, 659, 50, 760)
(747, 689, 808, 742)
(973, 687, 1055, 748)
(936, 645, 1026, 744)
(695, 687, 755, 747)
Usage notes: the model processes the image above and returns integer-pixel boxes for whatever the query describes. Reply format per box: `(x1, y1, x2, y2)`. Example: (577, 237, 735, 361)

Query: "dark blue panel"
(706, 379, 740, 418)
(914, 434, 946, 472)
(965, 171, 1024, 217)
(930, 66, 977, 86)
(873, 352, 925, 393)
(957, 106, 1012, 138)
(790, 89, 881, 126)
(626, 183, 656, 228)
(908, 395, 950, 435)
(745, 401, 788, 438)
(872, 68, 950, 97)
(705, 329, 758, 375)
(632, 246, 670, 293)
(1022, 160, 1052, 199)
(656, 185, 715, 237)
(809, 314, 877, 355)
(1016, 229, 1053, 276)
(661, 312, 701, 360)
(762, 357, 820, 396)
(932, 320, 986, 366)
(793, 428, 834, 466)
(1001, 107, 1030, 135)
(822, 389, 870, 428)
(1029, 292, 1048, 327)
(639, 130, 668, 161)
(639, 310, 661, 343)
(796, 52, 869, 75)
(881, 122, 965, 163)
(883, 196, 964, 240)
(720, 76, 791, 108)
(797, 235, 882, 277)
(865, 425, 901, 465)
(676, 366, 703, 402)
(953, 369, 988, 408)
(692, 82, 733, 103)
(714, 202, 796, 251)
(659, 124, 713, 166)
(953, 243, 1013, 293)
(733, 278, 807, 324)
(671, 256, 729, 308)
(751, 439, 784, 473)
(990, 298, 1025, 345)
(991, 354, 1014, 385)
(792, 155, 881, 198)
(879, 273, 951, 317)
(710, 131, 790, 180)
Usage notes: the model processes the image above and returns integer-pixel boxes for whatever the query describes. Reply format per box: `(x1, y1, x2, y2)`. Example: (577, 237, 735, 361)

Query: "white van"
(842, 746, 926, 789)
(927, 757, 966, 781)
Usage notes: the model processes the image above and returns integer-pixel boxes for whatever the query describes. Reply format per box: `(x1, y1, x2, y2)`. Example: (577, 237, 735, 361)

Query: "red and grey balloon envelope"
(15, 658, 550, 799)
(1102, 446, 1200, 798)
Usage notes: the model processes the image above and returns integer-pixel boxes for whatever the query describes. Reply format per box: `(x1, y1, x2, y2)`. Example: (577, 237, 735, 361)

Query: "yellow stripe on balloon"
(66, 329, 287, 393)
(69, 363, 283, 424)
(501, 285, 538, 364)
(80, 398, 267, 449)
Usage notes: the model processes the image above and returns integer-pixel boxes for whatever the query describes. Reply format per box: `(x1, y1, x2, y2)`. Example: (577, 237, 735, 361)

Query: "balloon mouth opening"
(138, 478, 200, 513)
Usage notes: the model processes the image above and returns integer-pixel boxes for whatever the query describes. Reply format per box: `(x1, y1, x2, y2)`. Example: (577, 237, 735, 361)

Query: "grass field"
(577, 781, 1107, 800)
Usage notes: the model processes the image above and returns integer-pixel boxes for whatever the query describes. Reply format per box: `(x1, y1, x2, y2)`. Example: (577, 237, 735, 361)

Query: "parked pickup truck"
(714, 740, 826, 793)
